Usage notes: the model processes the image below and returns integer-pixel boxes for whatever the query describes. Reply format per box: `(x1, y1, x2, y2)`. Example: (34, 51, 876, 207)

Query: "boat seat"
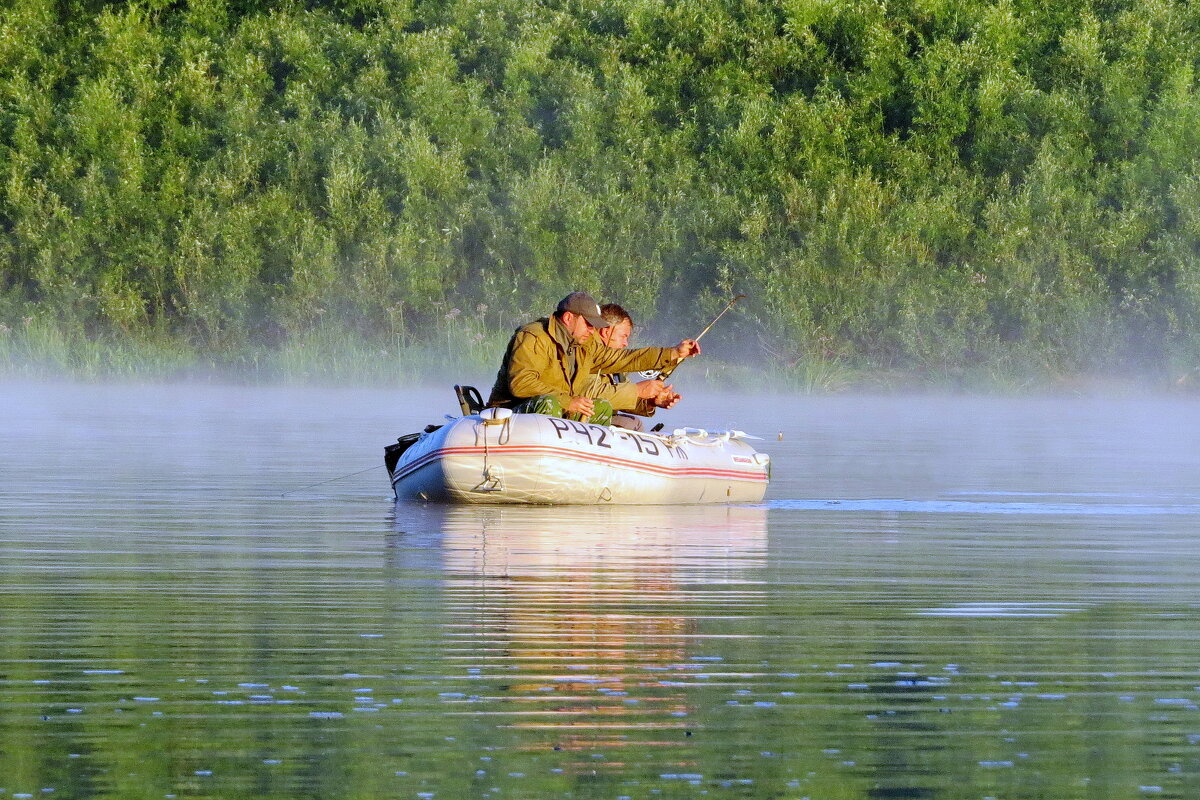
(454, 385, 484, 416)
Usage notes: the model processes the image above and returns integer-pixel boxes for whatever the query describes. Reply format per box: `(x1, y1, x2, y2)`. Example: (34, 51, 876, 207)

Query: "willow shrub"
(2, 0, 1200, 384)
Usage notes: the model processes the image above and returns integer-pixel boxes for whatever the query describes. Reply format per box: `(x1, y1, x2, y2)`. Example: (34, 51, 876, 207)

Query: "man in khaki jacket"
(487, 292, 701, 425)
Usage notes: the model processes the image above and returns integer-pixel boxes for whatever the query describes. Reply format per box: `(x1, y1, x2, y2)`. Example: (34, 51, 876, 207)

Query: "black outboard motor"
(386, 384, 480, 481)
(384, 433, 421, 477)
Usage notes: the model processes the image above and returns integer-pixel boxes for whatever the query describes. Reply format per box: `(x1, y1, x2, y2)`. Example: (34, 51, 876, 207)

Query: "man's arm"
(589, 375, 642, 411)
(590, 343, 677, 374)
(591, 375, 680, 417)
(592, 339, 701, 374)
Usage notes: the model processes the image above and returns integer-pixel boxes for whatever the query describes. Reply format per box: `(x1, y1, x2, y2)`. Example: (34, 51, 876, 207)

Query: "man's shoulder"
(508, 318, 553, 351)
(513, 318, 551, 339)
(580, 334, 615, 355)
(519, 318, 550, 332)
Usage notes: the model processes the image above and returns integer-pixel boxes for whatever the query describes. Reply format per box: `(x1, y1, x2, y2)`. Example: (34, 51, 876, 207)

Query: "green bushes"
(2, 0, 1200, 386)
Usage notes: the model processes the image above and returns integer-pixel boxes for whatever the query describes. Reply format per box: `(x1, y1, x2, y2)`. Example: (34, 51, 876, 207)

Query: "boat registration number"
(546, 418, 688, 459)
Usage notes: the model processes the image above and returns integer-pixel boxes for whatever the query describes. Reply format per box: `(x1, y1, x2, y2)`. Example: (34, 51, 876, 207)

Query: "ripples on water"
(2, 384, 1199, 798)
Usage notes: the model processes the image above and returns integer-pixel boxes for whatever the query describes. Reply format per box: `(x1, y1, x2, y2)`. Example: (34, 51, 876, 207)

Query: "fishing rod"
(656, 293, 746, 381)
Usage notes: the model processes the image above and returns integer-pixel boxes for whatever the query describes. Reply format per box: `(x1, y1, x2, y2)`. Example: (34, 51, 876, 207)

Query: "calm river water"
(2, 382, 1199, 799)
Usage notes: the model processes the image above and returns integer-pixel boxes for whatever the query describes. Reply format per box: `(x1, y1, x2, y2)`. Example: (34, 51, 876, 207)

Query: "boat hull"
(389, 412, 769, 505)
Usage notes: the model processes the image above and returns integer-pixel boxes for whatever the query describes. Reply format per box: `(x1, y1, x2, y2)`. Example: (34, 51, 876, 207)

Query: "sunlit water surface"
(2, 383, 1200, 799)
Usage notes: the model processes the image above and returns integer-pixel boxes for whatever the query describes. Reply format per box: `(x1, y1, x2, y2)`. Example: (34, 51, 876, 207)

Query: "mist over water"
(3, 381, 1200, 798)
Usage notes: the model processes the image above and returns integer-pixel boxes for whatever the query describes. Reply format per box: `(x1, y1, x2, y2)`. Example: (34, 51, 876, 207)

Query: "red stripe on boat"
(394, 444, 768, 483)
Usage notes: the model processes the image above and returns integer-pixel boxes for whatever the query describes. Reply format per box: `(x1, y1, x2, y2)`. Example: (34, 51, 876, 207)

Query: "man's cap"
(556, 292, 610, 329)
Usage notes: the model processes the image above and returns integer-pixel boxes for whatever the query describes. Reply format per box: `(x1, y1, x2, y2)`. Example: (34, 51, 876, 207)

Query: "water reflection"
(6, 384, 1200, 799)
(390, 504, 767, 758)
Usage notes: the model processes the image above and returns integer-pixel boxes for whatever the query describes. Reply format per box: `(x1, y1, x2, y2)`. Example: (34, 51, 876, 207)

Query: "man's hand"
(674, 338, 701, 360)
(565, 396, 594, 418)
(653, 384, 681, 409)
(635, 379, 666, 400)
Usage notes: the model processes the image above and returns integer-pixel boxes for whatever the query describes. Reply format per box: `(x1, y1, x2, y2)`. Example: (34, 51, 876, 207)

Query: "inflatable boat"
(385, 406, 770, 505)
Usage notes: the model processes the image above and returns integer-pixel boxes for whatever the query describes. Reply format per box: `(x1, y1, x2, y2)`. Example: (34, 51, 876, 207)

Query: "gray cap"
(555, 291, 610, 328)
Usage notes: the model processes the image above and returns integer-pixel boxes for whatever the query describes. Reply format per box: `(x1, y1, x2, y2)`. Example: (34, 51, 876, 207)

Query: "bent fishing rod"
(656, 293, 746, 381)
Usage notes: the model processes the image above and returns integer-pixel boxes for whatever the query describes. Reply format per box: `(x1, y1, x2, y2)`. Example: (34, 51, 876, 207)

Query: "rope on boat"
(472, 411, 509, 493)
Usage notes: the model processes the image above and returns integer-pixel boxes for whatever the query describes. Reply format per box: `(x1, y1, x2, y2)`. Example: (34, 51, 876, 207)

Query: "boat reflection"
(397, 503, 768, 758)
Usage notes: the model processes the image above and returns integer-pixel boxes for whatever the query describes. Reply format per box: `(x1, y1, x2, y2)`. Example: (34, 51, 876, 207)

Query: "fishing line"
(280, 464, 384, 497)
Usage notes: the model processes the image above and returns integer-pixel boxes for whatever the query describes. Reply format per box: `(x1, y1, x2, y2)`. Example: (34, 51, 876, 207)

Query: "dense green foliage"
(3, 0, 1200, 385)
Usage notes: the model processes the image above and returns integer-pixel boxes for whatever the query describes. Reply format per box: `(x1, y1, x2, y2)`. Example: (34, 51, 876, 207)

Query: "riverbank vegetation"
(3, 0, 1200, 389)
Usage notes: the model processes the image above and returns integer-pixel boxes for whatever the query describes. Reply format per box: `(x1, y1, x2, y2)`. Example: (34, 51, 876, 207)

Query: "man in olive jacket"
(585, 303, 682, 431)
(487, 291, 701, 425)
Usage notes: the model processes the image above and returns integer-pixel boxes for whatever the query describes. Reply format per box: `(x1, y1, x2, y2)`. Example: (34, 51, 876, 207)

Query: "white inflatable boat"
(386, 408, 770, 505)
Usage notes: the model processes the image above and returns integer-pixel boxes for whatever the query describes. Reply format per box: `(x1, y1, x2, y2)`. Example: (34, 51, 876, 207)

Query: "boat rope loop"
(473, 410, 511, 493)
